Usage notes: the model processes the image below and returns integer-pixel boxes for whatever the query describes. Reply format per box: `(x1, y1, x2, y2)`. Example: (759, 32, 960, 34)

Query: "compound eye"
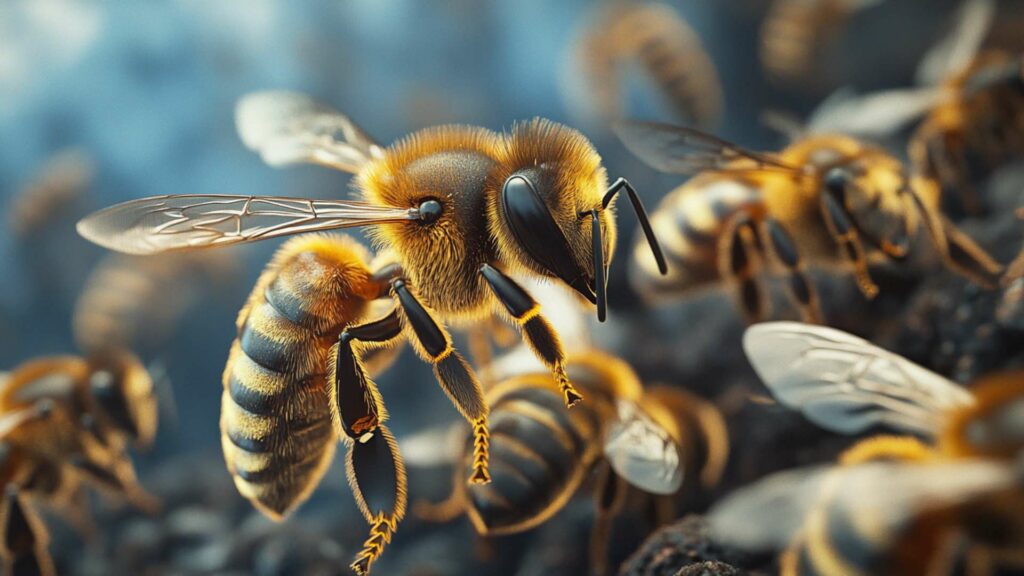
(417, 198, 442, 224)
(824, 168, 850, 196)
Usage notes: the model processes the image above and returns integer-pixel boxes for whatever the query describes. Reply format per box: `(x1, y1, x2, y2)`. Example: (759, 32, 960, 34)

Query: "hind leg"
(345, 425, 407, 576)
(718, 212, 770, 322)
(0, 487, 55, 576)
(907, 189, 1003, 287)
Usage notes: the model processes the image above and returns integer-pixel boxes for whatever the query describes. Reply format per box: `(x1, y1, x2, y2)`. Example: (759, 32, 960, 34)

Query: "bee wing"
(709, 459, 1016, 553)
(77, 194, 417, 255)
(0, 405, 51, 441)
(742, 322, 975, 438)
(612, 120, 801, 175)
(916, 0, 996, 85)
(603, 399, 684, 495)
(806, 86, 947, 138)
(235, 90, 384, 173)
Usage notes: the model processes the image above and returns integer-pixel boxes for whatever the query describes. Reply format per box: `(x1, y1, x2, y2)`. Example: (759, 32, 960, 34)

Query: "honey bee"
(0, 350, 160, 576)
(759, 0, 883, 89)
(710, 322, 1024, 575)
(9, 149, 93, 238)
(615, 120, 1002, 323)
(75, 90, 666, 575)
(415, 350, 728, 576)
(802, 0, 1024, 215)
(73, 251, 239, 358)
(563, 0, 722, 129)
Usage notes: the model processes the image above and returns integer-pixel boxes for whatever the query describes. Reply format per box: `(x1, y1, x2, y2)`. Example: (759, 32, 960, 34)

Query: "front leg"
(391, 279, 490, 484)
(820, 171, 879, 299)
(480, 264, 583, 408)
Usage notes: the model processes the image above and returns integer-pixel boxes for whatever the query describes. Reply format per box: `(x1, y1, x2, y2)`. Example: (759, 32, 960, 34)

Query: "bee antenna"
(602, 178, 667, 275)
(590, 209, 607, 322)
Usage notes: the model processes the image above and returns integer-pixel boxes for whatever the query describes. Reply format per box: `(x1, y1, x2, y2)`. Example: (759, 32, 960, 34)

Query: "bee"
(801, 0, 1024, 215)
(76, 91, 667, 573)
(614, 120, 1003, 323)
(759, 0, 883, 89)
(72, 251, 239, 358)
(0, 349, 160, 576)
(563, 0, 722, 129)
(710, 322, 1024, 575)
(9, 149, 93, 238)
(414, 350, 728, 576)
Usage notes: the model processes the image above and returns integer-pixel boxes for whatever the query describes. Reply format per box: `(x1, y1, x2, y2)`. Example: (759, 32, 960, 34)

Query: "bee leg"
(590, 462, 628, 576)
(345, 424, 406, 576)
(820, 189, 879, 299)
(761, 219, 823, 323)
(332, 308, 403, 441)
(0, 486, 55, 576)
(391, 279, 490, 484)
(908, 192, 1003, 287)
(926, 136, 981, 215)
(480, 264, 582, 408)
(68, 455, 161, 515)
(718, 212, 769, 322)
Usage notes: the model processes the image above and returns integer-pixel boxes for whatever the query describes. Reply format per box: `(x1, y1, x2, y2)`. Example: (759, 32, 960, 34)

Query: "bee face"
(88, 352, 157, 447)
(488, 119, 614, 303)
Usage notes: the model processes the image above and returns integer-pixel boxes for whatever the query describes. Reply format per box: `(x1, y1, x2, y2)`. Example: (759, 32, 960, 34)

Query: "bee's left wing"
(806, 86, 946, 138)
(743, 322, 975, 438)
(915, 0, 995, 85)
(77, 194, 418, 255)
(603, 399, 683, 495)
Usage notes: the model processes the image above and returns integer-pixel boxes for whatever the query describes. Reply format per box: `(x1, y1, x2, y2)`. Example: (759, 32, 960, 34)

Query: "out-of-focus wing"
(710, 459, 1015, 553)
(236, 90, 384, 173)
(806, 87, 947, 137)
(613, 121, 802, 175)
(916, 0, 995, 85)
(742, 322, 974, 438)
(0, 405, 51, 441)
(77, 194, 418, 255)
(603, 399, 683, 495)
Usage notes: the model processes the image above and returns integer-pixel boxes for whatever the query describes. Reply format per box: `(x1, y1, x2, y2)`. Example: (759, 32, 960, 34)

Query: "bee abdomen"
(761, 0, 846, 84)
(464, 385, 601, 534)
(632, 179, 762, 298)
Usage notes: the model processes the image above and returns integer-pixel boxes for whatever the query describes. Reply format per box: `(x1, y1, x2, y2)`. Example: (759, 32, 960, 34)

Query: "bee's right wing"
(806, 86, 947, 138)
(915, 0, 995, 86)
(742, 322, 975, 438)
(612, 121, 802, 175)
(235, 90, 384, 173)
(77, 194, 418, 255)
(709, 459, 1016, 553)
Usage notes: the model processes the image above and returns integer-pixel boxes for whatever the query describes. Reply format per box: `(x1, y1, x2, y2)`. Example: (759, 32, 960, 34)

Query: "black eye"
(417, 199, 442, 224)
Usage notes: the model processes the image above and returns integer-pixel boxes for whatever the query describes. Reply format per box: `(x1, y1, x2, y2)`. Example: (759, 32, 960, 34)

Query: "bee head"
(492, 120, 665, 321)
(87, 350, 158, 447)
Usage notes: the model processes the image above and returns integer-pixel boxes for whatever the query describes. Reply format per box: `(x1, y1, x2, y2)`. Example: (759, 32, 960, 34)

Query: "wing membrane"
(603, 399, 683, 495)
(236, 90, 384, 173)
(916, 0, 995, 85)
(77, 194, 417, 255)
(742, 322, 974, 438)
(613, 120, 801, 175)
(807, 87, 947, 137)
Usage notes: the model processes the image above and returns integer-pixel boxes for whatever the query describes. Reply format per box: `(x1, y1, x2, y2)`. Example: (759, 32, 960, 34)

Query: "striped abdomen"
(221, 235, 378, 520)
(760, 0, 847, 86)
(631, 176, 762, 299)
(619, 3, 722, 129)
(462, 377, 614, 535)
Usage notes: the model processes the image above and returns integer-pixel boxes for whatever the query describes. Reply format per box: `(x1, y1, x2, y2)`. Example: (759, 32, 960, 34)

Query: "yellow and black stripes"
(463, 380, 610, 535)
(221, 235, 377, 520)
(351, 515, 397, 576)
(633, 177, 763, 299)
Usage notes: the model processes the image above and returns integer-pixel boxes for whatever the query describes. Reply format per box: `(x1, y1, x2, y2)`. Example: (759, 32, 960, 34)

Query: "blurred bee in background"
(72, 251, 240, 359)
(711, 322, 1024, 575)
(803, 0, 1024, 215)
(74, 90, 667, 575)
(0, 349, 161, 575)
(759, 0, 884, 90)
(1005, 208, 1024, 285)
(415, 350, 728, 576)
(8, 149, 93, 239)
(615, 120, 1002, 323)
(562, 0, 722, 130)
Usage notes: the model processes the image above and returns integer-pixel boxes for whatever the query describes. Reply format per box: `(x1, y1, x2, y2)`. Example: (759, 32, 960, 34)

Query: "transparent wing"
(77, 194, 417, 255)
(806, 86, 947, 137)
(236, 90, 384, 173)
(710, 459, 1015, 552)
(742, 322, 975, 438)
(0, 405, 51, 441)
(612, 120, 802, 175)
(603, 399, 683, 495)
(916, 0, 995, 85)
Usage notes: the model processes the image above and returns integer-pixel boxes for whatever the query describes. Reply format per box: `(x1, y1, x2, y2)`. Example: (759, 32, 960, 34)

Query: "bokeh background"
(0, 1, 1019, 574)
